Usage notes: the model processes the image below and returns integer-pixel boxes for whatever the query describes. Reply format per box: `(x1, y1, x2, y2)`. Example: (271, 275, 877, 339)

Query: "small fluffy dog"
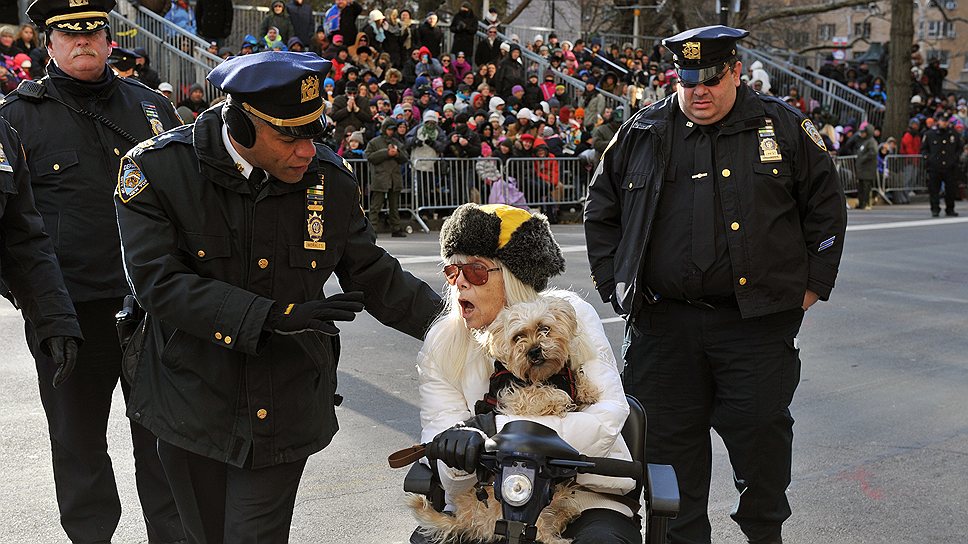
(410, 296, 600, 544)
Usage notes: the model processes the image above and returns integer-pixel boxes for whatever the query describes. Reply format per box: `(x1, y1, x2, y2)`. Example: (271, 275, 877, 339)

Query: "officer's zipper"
(628, 124, 667, 318)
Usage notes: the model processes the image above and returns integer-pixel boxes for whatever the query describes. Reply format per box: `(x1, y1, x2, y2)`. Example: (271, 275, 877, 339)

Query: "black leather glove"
(44, 336, 80, 389)
(264, 292, 365, 336)
(426, 426, 486, 473)
(462, 411, 497, 437)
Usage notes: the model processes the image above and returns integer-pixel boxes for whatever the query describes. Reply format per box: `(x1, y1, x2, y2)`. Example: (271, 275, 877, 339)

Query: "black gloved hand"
(44, 336, 80, 389)
(264, 292, 365, 336)
(462, 411, 497, 437)
(426, 426, 485, 473)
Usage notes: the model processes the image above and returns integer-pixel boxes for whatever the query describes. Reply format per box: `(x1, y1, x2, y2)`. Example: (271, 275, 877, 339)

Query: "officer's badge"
(117, 158, 149, 203)
(0, 143, 11, 173)
(142, 102, 165, 136)
(683, 42, 701, 60)
(301, 75, 320, 103)
(757, 119, 782, 163)
(69, 0, 89, 6)
(304, 177, 326, 250)
(801, 119, 827, 152)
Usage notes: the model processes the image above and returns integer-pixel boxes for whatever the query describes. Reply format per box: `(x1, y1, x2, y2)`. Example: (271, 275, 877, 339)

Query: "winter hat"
(517, 107, 533, 119)
(542, 126, 555, 138)
(443, 103, 457, 113)
(287, 36, 304, 48)
(369, 9, 385, 22)
(439, 204, 565, 292)
(558, 106, 571, 123)
(432, 77, 444, 89)
(534, 34, 543, 43)
(511, 84, 524, 94)
(500, 42, 511, 53)
(393, 104, 406, 117)
(348, 130, 364, 144)
(489, 96, 505, 111)
(423, 110, 439, 123)
(489, 112, 503, 124)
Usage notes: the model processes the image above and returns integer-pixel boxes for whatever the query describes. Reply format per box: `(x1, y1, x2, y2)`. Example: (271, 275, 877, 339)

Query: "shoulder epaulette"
(118, 76, 168, 99)
(129, 124, 194, 156)
(315, 143, 355, 177)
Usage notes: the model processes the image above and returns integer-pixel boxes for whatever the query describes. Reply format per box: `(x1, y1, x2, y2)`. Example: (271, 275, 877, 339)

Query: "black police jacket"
(0, 118, 82, 343)
(0, 68, 181, 302)
(114, 108, 442, 469)
(584, 86, 847, 319)
(922, 127, 962, 174)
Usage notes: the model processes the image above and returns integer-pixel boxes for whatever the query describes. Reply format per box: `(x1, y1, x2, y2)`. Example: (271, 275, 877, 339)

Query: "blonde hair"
(423, 255, 546, 385)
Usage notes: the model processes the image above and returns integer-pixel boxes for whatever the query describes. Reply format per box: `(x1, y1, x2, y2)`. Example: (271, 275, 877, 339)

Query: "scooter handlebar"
(576, 456, 643, 480)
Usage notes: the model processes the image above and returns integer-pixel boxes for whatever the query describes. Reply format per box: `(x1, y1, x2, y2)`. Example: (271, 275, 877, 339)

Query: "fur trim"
(440, 204, 565, 291)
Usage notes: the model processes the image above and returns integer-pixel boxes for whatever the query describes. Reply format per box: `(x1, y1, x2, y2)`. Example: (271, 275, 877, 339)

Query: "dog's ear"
(545, 297, 579, 339)
(486, 308, 509, 361)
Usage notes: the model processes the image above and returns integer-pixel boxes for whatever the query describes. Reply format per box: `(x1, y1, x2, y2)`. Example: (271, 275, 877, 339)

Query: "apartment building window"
(926, 49, 950, 65)
(945, 21, 957, 38)
(853, 22, 871, 39)
(925, 20, 953, 38)
(818, 23, 836, 41)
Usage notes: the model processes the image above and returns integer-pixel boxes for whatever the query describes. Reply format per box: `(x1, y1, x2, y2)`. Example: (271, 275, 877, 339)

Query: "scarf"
(474, 360, 578, 415)
(47, 62, 116, 97)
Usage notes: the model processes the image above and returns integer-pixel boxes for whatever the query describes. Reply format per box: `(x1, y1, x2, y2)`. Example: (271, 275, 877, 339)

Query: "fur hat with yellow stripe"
(440, 204, 565, 292)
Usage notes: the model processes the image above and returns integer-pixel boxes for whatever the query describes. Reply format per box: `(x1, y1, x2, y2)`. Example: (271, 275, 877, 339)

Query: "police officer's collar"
(678, 84, 764, 136)
(221, 122, 255, 179)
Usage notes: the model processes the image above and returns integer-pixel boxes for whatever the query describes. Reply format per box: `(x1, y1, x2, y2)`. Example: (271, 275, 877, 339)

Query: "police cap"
(663, 25, 749, 86)
(208, 51, 331, 140)
(27, 0, 116, 34)
(108, 47, 138, 72)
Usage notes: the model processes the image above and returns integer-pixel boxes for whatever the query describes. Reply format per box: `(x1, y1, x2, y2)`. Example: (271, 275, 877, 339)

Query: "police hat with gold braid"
(207, 51, 331, 140)
(440, 204, 565, 292)
(27, 0, 116, 34)
(663, 25, 749, 86)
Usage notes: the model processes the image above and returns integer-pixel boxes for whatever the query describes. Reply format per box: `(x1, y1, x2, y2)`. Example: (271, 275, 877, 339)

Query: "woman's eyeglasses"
(443, 262, 501, 285)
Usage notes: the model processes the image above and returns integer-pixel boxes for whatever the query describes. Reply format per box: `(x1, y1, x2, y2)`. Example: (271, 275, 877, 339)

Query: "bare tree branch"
(797, 36, 871, 55)
(745, 0, 872, 27)
(930, 3, 968, 24)
(502, 0, 534, 24)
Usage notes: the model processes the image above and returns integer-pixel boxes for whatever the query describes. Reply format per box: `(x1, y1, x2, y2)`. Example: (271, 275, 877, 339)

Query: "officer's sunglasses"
(679, 66, 733, 89)
(443, 262, 501, 285)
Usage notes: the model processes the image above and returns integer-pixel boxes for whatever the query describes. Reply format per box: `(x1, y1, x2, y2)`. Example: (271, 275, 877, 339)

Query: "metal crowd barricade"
(503, 157, 587, 208)
(411, 157, 490, 216)
(833, 155, 858, 195)
(882, 154, 928, 203)
(345, 157, 429, 233)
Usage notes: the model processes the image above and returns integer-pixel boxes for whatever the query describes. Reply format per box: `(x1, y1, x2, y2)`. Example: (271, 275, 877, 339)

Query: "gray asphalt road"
(2, 204, 967, 543)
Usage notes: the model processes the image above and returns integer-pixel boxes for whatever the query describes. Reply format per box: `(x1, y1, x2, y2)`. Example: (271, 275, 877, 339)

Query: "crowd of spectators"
(3, 0, 966, 215)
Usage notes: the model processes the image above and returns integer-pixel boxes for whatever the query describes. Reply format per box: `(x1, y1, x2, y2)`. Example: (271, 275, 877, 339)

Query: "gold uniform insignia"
(304, 175, 326, 250)
(757, 119, 783, 163)
(800, 119, 827, 152)
(69, 0, 89, 6)
(301, 76, 320, 103)
(683, 42, 701, 60)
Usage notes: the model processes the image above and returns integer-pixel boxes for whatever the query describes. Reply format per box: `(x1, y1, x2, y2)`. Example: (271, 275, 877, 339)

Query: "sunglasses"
(443, 262, 501, 285)
(680, 67, 732, 89)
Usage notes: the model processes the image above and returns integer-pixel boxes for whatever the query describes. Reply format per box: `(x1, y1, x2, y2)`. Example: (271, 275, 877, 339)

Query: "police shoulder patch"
(117, 158, 149, 203)
(801, 119, 827, 152)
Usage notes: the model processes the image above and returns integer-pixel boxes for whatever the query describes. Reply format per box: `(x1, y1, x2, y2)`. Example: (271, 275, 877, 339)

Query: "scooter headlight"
(501, 473, 534, 506)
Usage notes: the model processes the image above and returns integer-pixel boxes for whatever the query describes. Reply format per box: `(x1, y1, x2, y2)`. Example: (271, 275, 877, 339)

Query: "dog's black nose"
(527, 346, 543, 362)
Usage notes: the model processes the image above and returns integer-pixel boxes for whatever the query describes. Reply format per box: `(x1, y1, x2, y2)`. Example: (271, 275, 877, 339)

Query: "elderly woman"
(415, 204, 641, 543)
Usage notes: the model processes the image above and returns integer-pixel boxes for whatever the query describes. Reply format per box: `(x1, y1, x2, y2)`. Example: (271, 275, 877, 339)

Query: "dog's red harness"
(474, 360, 578, 415)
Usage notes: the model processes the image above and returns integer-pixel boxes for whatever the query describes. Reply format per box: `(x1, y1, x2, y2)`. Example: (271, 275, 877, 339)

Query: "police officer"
(0, 117, 82, 394)
(0, 1, 184, 542)
(922, 112, 962, 217)
(584, 26, 847, 544)
(114, 52, 442, 543)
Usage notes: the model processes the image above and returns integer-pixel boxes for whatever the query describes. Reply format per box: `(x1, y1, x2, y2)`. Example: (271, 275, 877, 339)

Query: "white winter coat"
(416, 290, 635, 516)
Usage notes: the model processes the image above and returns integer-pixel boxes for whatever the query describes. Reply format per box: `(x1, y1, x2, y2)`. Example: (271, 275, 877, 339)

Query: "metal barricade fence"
(344, 157, 429, 233)
(411, 157, 491, 215)
(882, 154, 928, 196)
(834, 155, 858, 195)
(503, 157, 587, 207)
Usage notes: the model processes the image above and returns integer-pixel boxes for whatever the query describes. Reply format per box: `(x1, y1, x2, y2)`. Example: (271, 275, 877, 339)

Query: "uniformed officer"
(114, 52, 442, 543)
(922, 112, 962, 217)
(0, 1, 184, 542)
(584, 26, 847, 544)
(0, 117, 82, 392)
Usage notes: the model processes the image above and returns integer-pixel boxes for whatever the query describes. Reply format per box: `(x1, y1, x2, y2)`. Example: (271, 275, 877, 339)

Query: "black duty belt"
(679, 295, 738, 311)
